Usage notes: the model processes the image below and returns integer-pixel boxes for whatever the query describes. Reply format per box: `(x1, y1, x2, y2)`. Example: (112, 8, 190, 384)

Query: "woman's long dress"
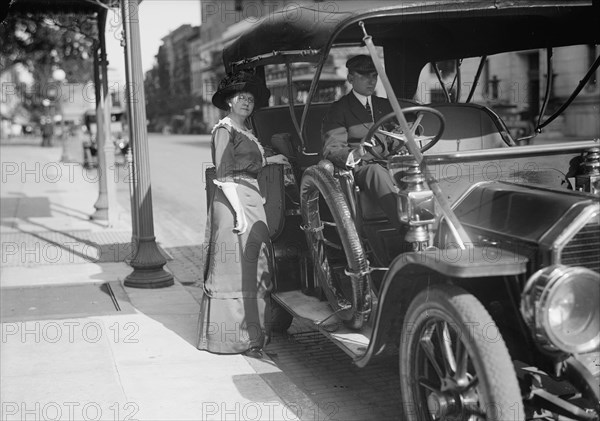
(197, 117, 272, 354)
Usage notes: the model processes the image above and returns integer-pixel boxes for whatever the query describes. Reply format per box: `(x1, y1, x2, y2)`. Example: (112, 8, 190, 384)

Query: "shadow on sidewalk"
(1, 281, 135, 322)
(1, 194, 134, 265)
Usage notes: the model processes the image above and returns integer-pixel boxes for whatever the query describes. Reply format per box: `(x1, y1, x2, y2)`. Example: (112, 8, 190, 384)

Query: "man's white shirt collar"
(352, 90, 371, 107)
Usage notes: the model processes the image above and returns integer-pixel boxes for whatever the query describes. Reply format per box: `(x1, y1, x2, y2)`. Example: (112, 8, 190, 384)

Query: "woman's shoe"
(243, 347, 263, 359)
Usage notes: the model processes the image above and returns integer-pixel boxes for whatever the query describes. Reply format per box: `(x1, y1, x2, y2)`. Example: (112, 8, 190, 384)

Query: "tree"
(1, 13, 97, 80)
(1, 12, 98, 122)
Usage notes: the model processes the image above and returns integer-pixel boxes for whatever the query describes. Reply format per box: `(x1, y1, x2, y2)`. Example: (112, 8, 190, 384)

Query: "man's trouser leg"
(354, 163, 401, 228)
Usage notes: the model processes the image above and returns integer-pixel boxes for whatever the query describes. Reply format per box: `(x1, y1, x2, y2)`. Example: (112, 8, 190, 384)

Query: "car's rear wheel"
(300, 165, 371, 330)
(400, 284, 523, 421)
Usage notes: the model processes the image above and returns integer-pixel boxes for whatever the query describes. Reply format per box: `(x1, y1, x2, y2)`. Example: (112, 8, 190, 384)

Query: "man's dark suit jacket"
(322, 92, 393, 169)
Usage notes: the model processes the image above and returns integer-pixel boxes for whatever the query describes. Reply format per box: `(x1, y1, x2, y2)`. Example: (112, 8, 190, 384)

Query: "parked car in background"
(214, 1, 599, 419)
(82, 107, 129, 168)
(183, 106, 207, 134)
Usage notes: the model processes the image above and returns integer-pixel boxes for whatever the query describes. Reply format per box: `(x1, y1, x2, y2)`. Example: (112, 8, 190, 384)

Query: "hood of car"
(453, 181, 597, 243)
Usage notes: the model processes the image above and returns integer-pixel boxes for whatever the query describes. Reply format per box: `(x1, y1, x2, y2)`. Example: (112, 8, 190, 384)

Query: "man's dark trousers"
(354, 162, 401, 228)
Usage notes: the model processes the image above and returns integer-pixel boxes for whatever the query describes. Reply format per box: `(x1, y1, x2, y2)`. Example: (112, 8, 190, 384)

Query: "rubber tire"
(301, 165, 370, 330)
(270, 299, 293, 333)
(400, 284, 524, 421)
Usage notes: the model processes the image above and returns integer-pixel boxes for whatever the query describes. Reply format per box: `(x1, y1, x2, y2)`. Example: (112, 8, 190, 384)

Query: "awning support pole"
(121, 0, 173, 288)
(91, 15, 109, 221)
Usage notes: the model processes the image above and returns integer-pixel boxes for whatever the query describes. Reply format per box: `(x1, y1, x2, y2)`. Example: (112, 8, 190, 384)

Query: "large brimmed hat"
(212, 71, 270, 111)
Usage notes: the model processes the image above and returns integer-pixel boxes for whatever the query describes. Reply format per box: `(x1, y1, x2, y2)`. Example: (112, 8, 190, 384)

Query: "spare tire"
(300, 165, 371, 330)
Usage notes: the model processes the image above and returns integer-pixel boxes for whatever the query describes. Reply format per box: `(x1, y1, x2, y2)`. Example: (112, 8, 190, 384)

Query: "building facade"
(414, 45, 599, 139)
(161, 24, 195, 103)
(195, 0, 321, 128)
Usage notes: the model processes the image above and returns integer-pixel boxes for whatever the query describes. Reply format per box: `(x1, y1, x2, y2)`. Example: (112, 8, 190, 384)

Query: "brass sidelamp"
(397, 160, 436, 251)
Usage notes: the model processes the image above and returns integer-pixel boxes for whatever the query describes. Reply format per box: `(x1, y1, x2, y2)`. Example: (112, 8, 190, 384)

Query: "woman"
(197, 71, 288, 359)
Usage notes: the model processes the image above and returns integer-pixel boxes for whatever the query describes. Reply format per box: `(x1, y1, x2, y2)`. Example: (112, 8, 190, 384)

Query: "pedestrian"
(41, 117, 54, 147)
(197, 71, 288, 359)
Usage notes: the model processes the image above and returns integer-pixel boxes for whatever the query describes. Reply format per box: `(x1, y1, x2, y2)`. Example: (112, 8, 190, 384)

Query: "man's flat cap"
(346, 55, 377, 74)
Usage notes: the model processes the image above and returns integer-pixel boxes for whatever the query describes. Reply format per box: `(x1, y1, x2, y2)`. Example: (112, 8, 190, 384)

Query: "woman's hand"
(266, 154, 289, 166)
(233, 208, 248, 235)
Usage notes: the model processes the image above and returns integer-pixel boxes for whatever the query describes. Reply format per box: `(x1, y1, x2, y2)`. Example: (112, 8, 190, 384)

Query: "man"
(322, 54, 400, 227)
(41, 117, 54, 147)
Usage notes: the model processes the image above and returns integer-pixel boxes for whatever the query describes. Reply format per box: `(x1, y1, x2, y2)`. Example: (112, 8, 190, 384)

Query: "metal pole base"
(124, 237, 174, 288)
(124, 268, 174, 288)
(90, 208, 108, 221)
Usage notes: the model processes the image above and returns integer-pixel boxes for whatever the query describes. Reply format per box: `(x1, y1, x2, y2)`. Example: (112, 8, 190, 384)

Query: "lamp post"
(90, 11, 117, 225)
(121, 0, 173, 288)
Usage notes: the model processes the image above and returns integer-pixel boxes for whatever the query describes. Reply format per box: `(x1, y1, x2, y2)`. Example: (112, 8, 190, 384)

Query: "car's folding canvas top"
(223, 0, 599, 72)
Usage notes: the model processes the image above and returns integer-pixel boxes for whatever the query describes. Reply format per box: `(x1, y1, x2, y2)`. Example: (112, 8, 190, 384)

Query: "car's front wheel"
(400, 284, 524, 421)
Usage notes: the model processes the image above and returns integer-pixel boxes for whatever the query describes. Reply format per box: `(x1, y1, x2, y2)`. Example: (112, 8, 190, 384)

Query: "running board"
(272, 290, 372, 360)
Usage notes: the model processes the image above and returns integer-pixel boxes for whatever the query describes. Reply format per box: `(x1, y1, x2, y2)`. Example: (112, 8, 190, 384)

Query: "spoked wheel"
(300, 164, 371, 330)
(400, 284, 523, 421)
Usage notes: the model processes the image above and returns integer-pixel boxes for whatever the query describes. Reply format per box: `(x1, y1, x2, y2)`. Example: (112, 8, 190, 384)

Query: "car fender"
(354, 246, 528, 367)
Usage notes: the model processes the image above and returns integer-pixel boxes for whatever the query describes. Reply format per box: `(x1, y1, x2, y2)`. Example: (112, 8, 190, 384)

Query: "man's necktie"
(365, 99, 373, 122)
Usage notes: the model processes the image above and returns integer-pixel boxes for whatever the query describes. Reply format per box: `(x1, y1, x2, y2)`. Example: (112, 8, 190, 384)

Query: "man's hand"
(345, 138, 375, 168)
(356, 138, 375, 158)
(383, 124, 405, 149)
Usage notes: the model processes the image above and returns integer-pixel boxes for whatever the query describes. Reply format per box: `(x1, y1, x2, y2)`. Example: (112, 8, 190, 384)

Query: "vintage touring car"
(215, 1, 600, 419)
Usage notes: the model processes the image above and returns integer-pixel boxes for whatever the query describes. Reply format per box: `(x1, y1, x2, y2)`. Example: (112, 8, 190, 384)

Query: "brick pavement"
(265, 323, 402, 421)
(163, 244, 204, 285)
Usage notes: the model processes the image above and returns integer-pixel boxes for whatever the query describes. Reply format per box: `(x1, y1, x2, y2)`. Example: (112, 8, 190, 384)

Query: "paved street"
(111, 134, 211, 287)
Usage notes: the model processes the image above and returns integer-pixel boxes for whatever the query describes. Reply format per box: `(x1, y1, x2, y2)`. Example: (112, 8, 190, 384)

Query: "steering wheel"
(363, 106, 446, 160)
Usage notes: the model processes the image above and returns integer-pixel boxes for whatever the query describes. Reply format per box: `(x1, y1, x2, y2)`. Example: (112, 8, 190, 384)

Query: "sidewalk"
(0, 138, 312, 420)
